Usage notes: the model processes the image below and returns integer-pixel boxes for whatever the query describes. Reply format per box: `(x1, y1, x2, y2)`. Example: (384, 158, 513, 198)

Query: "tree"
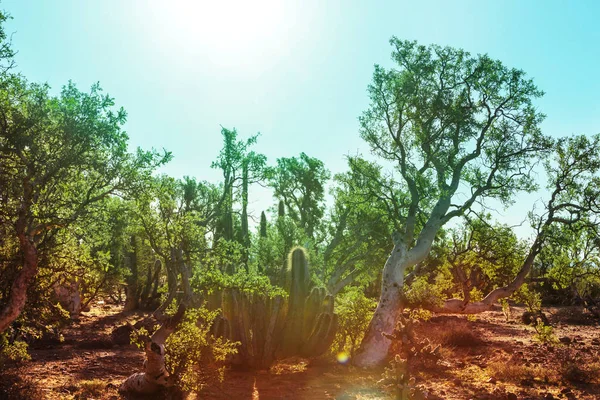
(322, 157, 393, 295)
(132, 175, 209, 312)
(439, 218, 527, 304)
(0, 77, 168, 333)
(435, 134, 600, 314)
(268, 153, 330, 240)
(539, 221, 600, 303)
(211, 128, 267, 269)
(0, 9, 14, 76)
(353, 39, 549, 367)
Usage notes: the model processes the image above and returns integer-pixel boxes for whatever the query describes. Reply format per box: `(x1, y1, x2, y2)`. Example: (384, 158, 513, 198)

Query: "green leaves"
(359, 38, 550, 244)
(268, 152, 330, 240)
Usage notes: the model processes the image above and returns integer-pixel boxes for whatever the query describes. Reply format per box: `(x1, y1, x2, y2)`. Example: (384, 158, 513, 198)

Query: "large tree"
(0, 77, 168, 332)
(353, 39, 549, 367)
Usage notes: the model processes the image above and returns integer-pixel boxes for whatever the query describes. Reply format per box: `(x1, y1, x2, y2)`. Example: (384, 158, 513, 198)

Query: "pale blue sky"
(3, 0, 600, 233)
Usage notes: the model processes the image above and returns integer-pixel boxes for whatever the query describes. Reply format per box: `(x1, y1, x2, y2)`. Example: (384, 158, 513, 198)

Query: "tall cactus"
(279, 247, 311, 356)
(211, 247, 338, 369)
(260, 211, 268, 238)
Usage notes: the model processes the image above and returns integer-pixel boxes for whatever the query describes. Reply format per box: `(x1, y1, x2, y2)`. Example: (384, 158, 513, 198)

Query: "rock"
(521, 310, 550, 326)
(487, 377, 497, 384)
(559, 336, 571, 344)
(111, 324, 134, 345)
(520, 378, 533, 386)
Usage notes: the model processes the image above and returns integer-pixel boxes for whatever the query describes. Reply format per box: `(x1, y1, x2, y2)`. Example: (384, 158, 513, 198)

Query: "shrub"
(165, 306, 238, 392)
(514, 284, 542, 312)
(405, 275, 448, 309)
(131, 305, 238, 394)
(532, 319, 557, 344)
(333, 287, 376, 357)
(408, 308, 432, 321)
(499, 298, 511, 322)
(0, 335, 31, 368)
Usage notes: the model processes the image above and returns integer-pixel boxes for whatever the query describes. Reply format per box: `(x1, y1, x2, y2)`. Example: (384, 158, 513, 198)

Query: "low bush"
(332, 287, 376, 357)
(435, 323, 484, 348)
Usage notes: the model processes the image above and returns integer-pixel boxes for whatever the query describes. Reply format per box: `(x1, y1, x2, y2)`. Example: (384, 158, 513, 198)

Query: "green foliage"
(500, 299, 511, 322)
(408, 309, 432, 322)
(439, 218, 527, 303)
(404, 275, 449, 309)
(164, 306, 238, 392)
(0, 334, 30, 368)
(333, 287, 376, 356)
(514, 284, 542, 312)
(532, 319, 557, 344)
(192, 261, 286, 299)
(268, 153, 330, 240)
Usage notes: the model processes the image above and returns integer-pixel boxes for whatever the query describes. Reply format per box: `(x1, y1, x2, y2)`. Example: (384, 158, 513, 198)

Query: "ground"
(1, 304, 599, 400)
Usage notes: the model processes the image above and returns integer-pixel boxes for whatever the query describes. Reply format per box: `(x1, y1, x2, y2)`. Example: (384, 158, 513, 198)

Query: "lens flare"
(336, 351, 350, 364)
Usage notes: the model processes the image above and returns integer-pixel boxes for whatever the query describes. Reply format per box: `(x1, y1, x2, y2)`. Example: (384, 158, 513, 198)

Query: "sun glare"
(146, 0, 289, 70)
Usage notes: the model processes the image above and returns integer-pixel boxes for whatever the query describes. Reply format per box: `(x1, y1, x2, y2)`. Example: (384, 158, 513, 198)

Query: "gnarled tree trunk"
(352, 241, 407, 367)
(0, 232, 38, 333)
(120, 304, 186, 394)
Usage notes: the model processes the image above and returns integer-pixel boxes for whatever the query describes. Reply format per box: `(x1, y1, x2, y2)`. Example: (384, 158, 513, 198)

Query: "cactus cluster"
(210, 247, 338, 369)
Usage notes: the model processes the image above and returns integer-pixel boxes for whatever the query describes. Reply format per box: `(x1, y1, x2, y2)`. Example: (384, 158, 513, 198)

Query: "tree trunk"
(353, 243, 406, 367)
(145, 259, 162, 309)
(120, 304, 186, 394)
(432, 238, 542, 314)
(124, 236, 139, 312)
(241, 161, 249, 271)
(0, 233, 38, 333)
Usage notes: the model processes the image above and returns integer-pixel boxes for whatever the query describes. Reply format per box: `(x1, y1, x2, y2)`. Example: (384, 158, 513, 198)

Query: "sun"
(145, 0, 289, 70)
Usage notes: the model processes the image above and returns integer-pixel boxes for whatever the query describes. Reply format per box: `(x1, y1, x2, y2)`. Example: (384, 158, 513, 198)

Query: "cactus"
(260, 211, 268, 238)
(380, 316, 439, 399)
(211, 315, 231, 340)
(215, 246, 337, 369)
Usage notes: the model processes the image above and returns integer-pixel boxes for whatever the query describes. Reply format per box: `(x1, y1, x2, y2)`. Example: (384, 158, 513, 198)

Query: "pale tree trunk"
(0, 233, 38, 333)
(353, 211, 441, 367)
(120, 304, 186, 394)
(352, 242, 407, 367)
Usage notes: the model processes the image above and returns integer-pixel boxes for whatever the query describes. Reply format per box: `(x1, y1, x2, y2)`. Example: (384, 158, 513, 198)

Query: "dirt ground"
(1, 304, 599, 400)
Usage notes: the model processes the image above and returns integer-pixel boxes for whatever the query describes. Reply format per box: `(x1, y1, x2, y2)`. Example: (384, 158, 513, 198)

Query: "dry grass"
(487, 361, 548, 383)
(76, 379, 106, 398)
(434, 323, 484, 348)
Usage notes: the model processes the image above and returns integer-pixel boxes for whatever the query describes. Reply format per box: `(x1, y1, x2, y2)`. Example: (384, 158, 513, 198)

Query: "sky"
(3, 0, 600, 236)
